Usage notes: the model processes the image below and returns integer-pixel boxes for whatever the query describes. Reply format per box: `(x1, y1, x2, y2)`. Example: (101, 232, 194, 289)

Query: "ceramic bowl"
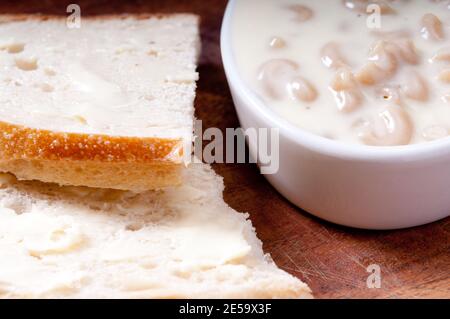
(220, 0, 450, 229)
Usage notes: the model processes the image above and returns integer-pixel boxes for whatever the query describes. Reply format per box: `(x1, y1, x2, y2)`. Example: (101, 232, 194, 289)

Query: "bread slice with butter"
(0, 14, 199, 191)
(0, 162, 312, 298)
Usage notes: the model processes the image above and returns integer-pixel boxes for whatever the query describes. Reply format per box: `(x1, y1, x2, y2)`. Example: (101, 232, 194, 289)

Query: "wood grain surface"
(2, 0, 449, 299)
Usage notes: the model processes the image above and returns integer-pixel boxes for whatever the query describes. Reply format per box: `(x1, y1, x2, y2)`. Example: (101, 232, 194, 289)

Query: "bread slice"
(0, 162, 312, 298)
(0, 14, 199, 191)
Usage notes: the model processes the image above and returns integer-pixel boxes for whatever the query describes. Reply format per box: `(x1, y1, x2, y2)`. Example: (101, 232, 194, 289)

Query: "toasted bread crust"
(0, 121, 185, 191)
(0, 121, 184, 163)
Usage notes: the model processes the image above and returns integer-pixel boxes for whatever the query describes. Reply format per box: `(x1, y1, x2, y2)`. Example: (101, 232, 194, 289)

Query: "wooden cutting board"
(3, 0, 449, 299)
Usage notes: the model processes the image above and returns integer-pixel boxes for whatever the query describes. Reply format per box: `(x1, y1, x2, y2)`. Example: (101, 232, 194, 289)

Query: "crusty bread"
(0, 162, 312, 298)
(0, 14, 200, 191)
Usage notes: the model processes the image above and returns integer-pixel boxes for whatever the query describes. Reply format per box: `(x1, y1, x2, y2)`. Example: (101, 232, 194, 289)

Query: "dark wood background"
(2, 0, 449, 298)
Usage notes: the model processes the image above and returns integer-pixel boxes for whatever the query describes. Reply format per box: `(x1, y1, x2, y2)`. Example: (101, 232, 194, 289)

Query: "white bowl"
(220, 0, 450, 230)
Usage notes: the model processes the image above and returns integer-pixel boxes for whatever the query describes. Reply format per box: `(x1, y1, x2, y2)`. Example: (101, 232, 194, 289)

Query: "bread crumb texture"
(0, 163, 312, 298)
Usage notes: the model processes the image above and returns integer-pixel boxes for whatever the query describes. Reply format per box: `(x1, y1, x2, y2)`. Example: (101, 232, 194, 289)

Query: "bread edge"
(0, 13, 201, 164)
(0, 13, 200, 23)
(0, 13, 199, 190)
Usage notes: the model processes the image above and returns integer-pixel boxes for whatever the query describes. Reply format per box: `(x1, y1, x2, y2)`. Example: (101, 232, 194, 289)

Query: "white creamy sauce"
(232, 0, 450, 145)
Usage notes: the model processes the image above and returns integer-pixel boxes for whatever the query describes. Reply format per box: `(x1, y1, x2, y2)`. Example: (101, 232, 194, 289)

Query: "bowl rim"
(220, 0, 450, 162)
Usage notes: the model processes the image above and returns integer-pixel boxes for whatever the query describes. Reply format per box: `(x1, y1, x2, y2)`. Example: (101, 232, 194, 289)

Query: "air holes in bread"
(15, 56, 38, 71)
(40, 83, 54, 92)
(73, 115, 87, 124)
(1, 42, 25, 54)
(44, 67, 56, 76)
(125, 223, 143, 231)
(148, 49, 159, 57)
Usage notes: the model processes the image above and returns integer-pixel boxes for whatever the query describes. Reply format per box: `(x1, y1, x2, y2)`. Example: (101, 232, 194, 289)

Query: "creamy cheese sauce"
(232, 0, 450, 145)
